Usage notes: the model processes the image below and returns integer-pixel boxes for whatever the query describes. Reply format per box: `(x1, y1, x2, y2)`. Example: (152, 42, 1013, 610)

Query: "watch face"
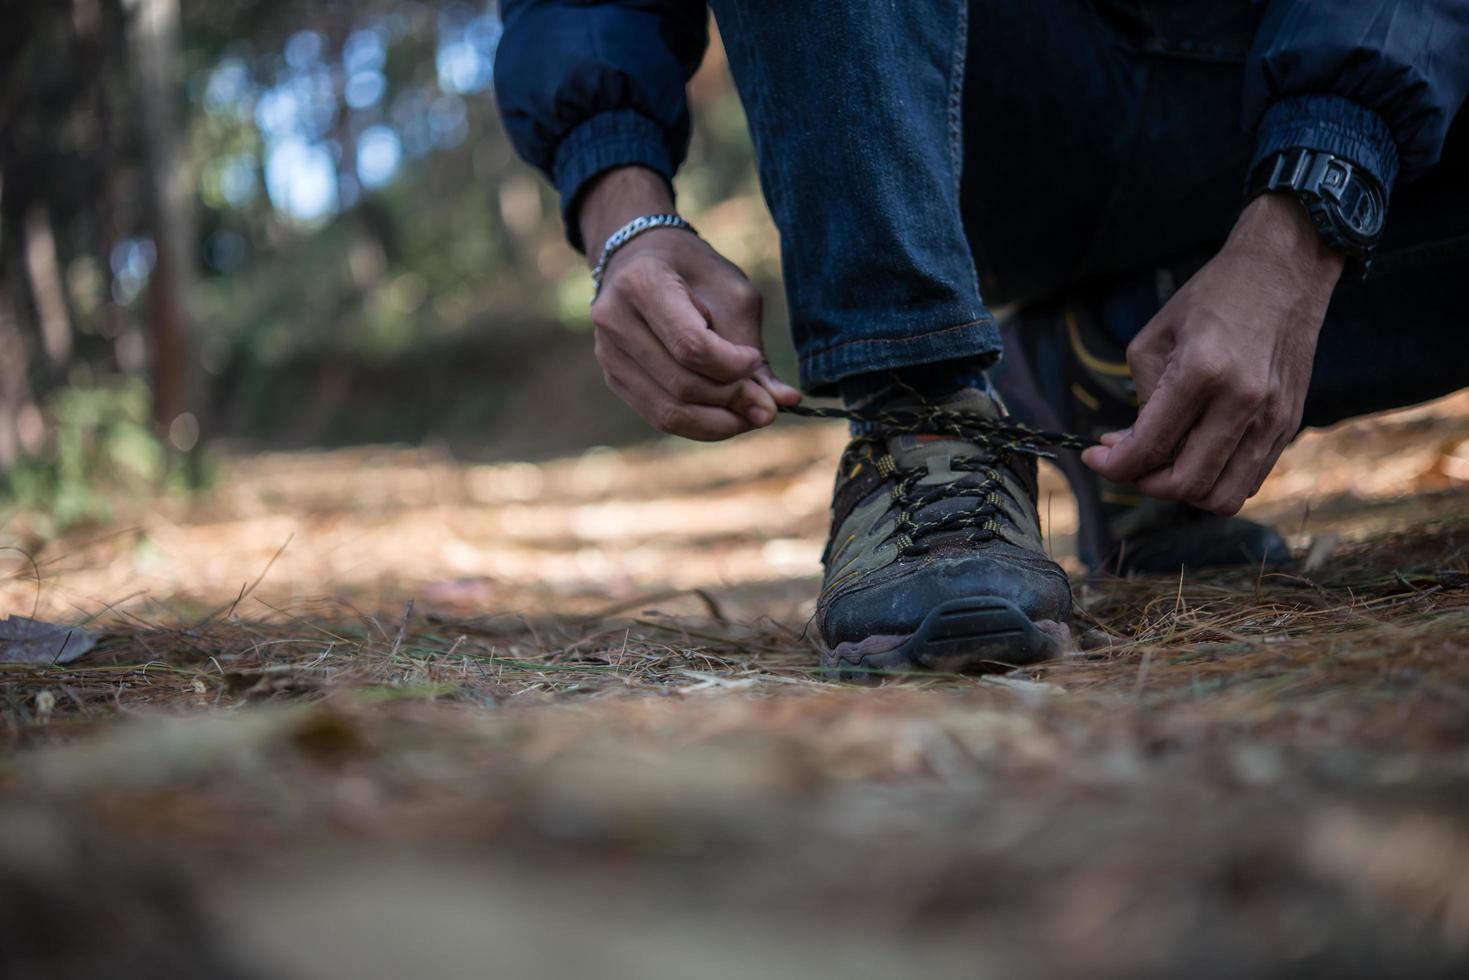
(1342, 180, 1386, 241)
(1310, 156, 1386, 245)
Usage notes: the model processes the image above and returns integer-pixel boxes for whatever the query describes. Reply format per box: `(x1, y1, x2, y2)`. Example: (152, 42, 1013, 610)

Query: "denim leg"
(709, 0, 997, 395)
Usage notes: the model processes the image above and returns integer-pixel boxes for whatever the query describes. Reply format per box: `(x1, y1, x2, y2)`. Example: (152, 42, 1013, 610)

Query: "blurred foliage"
(0, 376, 201, 533)
(0, 0, 783, 493)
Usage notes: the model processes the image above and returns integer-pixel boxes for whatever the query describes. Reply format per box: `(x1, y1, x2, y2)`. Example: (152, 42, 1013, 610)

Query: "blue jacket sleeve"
(494, 0, 709, 250)
(1244, 1, 1469, 203)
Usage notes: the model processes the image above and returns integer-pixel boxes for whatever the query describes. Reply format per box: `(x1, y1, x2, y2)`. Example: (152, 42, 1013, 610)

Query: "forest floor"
(4, 395, 1469, 979)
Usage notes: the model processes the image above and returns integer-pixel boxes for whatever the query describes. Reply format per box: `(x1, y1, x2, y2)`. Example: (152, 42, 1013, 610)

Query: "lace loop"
(777, 403, 1097, 455)
(781, 403, 1098, 553)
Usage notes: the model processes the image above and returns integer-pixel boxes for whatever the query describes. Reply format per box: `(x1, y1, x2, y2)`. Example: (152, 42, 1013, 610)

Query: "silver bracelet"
(589, 213, 696, 302)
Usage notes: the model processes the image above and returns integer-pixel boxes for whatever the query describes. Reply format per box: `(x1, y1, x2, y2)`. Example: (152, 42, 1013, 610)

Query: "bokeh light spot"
(265, 137, 338, 222)
(345, 70, 386, 110)
(357, 125, 403, 189)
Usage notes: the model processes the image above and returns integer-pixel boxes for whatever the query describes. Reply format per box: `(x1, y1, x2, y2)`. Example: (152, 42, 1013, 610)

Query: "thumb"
(1082, 369, 1198, 483)
(687, 288, 800, 406)
(1125, 317, 1175, 404)
(754, 363, 802, 406)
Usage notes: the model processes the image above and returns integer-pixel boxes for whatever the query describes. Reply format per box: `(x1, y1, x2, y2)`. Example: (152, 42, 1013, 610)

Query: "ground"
(3, 396, 1469, 980)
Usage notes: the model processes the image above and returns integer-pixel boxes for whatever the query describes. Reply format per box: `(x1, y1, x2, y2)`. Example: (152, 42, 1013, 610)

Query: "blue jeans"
(711, 0, 1469, 427)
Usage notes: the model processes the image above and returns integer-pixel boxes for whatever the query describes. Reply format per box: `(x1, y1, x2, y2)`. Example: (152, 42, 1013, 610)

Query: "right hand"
(580, 167, 801, 441)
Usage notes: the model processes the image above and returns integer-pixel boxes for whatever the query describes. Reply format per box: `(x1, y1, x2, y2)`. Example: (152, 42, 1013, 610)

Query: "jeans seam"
(807, 315, 995, 356)
(948, 1, 968, 186)
(801, 316, 1002, 392)
(948, 1, 984, 307)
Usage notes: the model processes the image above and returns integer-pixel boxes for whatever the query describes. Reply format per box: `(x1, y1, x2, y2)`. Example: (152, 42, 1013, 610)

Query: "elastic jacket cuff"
(1251, 95, 1400, 203)
(553, 109, 676, 253)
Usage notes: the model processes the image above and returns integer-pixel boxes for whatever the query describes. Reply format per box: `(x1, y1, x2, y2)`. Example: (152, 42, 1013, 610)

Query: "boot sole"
(821, 596, 1070, 680)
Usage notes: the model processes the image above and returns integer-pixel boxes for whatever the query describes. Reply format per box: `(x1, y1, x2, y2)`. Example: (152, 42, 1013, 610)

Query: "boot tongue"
(884, 387, 1003, 470)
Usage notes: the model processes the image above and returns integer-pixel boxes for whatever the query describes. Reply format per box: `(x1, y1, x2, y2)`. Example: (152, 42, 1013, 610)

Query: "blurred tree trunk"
(127, 0, 197, 434)
(0, 9, 39, 469)
(0, 261, 38, 470)
(79, 0, 146, 375)
(23, 206, 73, 372)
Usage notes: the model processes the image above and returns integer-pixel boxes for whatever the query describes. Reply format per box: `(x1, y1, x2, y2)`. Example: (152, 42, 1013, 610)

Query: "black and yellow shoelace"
(777, 403, 1098, 555)
(777, 403, 1097, 455)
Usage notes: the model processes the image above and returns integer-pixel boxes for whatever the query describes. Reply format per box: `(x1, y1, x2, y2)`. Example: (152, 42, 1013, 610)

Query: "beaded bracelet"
(589, 213, 697, 302)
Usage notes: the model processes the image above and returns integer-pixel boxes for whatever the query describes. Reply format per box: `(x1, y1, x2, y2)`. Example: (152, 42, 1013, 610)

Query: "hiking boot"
(815, 387, 1073, 677)
(990, 301, 1291, 575)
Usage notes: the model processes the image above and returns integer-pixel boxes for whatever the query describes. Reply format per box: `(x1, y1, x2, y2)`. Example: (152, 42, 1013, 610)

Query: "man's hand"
(1081, 193, 1344, 515)
(579, 166, 800, 441)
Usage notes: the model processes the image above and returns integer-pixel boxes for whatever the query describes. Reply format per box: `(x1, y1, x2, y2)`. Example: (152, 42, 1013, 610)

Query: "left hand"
(1081, 193, 1344, 515)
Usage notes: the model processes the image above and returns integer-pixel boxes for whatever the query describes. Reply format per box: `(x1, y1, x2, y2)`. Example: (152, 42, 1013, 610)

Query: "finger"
(754, 365, 803, 406)
(729, 378, 777, 427)
(601, 316, 749, 411)
(605, 368, 754, 441)
(1125, 326, 1171, 401)
(1081, 370, 1204, 483)
(598, 286, 774, 427)
(1127, 347, 1167, 403)
(601, 345, 751, 441)
(1248, 425, 1297, 500)
(662, 340, 776, 427)
(693, 284, 801, 408)
(691, 277, 756, 339)
(1197, 430, 1274, 516)
(631, 275, 763, 383)
(1134, 407, 1251, 504)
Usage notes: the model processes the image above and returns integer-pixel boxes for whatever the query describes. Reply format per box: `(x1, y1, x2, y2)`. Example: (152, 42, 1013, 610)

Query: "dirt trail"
(4, 397, 1469, 979)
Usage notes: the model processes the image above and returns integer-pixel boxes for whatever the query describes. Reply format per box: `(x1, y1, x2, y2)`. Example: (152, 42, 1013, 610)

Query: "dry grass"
(4, 397, 1469, 979)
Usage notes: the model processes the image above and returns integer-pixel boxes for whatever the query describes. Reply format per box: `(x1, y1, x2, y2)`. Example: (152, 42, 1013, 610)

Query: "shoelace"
(777, 403, 1096, 453)
(778, 404, 1099, 556)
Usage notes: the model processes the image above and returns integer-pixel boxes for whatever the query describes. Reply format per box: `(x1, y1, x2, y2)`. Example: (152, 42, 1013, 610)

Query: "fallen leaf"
(0, 616, 98, 665)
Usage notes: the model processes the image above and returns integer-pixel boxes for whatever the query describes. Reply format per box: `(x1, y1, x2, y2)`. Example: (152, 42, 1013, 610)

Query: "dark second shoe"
(990, 302, 1292, 575)
(816, 387, 1073, 677)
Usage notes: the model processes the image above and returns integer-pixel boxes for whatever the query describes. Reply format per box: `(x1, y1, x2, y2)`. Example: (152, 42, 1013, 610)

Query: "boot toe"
(821, 543, 1072, 647)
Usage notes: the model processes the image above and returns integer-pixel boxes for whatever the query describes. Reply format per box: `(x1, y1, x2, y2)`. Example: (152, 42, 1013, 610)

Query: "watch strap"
(1247, 148, 1385, 268)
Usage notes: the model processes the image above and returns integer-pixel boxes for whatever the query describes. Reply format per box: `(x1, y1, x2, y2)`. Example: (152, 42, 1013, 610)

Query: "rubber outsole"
(821, 596, 1069, 680)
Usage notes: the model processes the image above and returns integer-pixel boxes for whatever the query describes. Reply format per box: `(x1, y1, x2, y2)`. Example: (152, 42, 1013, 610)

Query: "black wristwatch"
(1246, 147, 1386, 272)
